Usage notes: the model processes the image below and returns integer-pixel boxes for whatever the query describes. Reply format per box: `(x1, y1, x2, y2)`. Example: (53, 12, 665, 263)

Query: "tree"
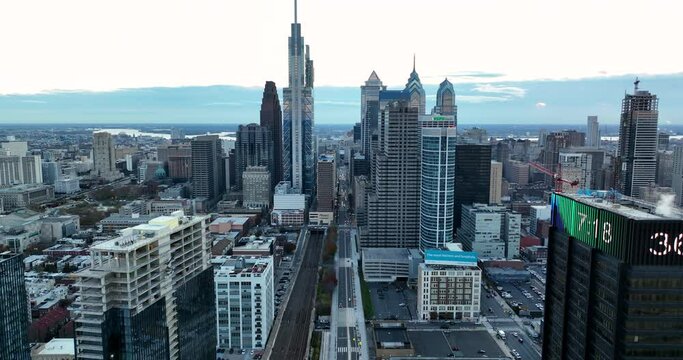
(284, 242, 296, 254)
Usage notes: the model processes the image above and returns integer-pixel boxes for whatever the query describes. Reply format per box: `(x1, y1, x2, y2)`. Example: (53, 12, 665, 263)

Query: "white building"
(214, 256, 274, 350)
(73, 211, 214, 359)
(272, 181, 306, 226)
(587, 115, 600, 148)
(417, 249, 481, 321)
(361, 247, 422, 283)
(529, 205, 551, 237)
(457, 204, 521, 259)
(54, 177, 80, 194)
(242, 166, 271, 210)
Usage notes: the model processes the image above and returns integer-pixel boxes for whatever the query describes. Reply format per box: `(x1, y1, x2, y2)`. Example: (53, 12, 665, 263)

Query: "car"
(399, 303, 406, 307)
(250, 350, 255, 355)
(228, 348, 234, 354)
(240, 349, 246, 354)
(518, 337, 524, 343)
(478, 349, 486, 354)
(512, 332, 518, 337)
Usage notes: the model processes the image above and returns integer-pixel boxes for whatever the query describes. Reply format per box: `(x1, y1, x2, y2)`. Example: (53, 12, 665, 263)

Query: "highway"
(268, 230, 324, 359)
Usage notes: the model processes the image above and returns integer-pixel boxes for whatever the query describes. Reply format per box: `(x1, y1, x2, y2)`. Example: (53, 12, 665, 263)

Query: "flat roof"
(38, 338, 75, 355)
(362, 247, 419, 261)
(560, 192, 683, 220)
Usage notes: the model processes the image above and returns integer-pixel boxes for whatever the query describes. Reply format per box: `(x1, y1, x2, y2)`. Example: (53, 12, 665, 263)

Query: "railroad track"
(269, 231, 324, 359)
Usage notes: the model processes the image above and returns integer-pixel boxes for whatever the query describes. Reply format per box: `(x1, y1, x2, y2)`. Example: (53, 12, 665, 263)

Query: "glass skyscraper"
(0, 253, 30, 360)
(282, 0, 315, 195)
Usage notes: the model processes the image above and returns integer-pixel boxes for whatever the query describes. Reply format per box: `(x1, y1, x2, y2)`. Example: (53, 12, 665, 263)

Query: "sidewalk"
(349, 229, 369, 360)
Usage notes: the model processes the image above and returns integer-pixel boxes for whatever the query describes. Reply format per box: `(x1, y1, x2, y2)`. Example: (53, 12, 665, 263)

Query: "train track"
(269, 230, 324, 359)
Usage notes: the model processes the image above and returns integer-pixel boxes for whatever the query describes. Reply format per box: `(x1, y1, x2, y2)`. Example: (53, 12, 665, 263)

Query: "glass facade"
(176, 267, 217, 360)
(453, 144, 491, 229)
(0, 253, 30, 360)
(544, 196, 683, 359)
(420, 128, 456, 251)
(100, 298, 170, 360)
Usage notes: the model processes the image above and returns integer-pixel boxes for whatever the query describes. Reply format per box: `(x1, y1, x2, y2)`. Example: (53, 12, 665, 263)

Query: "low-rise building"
(214, 256, 274, 350)
(31, 338, 75, 360)
(309, 211, 334, 226)
(54, 177, 80, 194)
(232, 236, 273, 257)
(0, 184, 54, 211)
(270, 209, 304, 227)
(98, 213, 157, 233)
(361, 248, 422, 283)
(417, 249, 481, 321)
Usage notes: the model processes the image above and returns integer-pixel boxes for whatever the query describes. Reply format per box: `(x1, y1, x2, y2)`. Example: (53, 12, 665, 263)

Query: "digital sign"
(551, 193, 683, 266)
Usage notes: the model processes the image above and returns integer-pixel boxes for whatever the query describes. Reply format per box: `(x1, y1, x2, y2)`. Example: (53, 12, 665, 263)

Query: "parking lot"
(367, 282, 418, 321)
(407, 329, 506, 358)
(497, 282, 544, 316)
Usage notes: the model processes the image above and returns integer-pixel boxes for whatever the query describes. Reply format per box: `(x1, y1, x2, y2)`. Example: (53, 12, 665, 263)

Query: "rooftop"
(362, 247, 421, 262)
(0, 184, 51, 192)
(560, 192, 683, 220)
(36, 338, 75, 356)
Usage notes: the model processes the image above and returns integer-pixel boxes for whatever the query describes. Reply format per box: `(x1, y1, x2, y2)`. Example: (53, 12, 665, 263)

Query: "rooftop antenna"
(294, 0, 298, 23)
(413, 53, 416, 72)
(634, 77, 640, 92)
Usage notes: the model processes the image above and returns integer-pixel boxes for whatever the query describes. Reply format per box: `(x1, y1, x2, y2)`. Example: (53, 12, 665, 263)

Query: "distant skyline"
(0, 0, 682, 94)
(0, 74, 681, 125)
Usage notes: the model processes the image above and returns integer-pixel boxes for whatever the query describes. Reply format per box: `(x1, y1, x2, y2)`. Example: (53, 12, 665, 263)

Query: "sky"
(0, 0, 682, 124)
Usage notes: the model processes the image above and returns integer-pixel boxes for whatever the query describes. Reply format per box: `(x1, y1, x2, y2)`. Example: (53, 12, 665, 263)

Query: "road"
(481, 286, 541, 360)
(268, 230, 324, 360)
(335, 229, 362, 360)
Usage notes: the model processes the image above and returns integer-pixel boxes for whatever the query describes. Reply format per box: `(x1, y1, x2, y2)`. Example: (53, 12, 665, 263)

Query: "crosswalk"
(337, 346, 362, 352)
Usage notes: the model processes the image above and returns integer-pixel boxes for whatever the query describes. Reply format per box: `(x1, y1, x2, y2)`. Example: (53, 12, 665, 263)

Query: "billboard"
(551, 193, 683, 265)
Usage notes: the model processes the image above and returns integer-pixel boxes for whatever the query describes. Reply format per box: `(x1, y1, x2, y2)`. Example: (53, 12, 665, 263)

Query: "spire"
(413, 53, 416, 73)
(294, 0, 298, 24)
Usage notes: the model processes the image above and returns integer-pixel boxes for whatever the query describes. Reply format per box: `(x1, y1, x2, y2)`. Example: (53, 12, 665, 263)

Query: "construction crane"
(529, 162, 579, 193)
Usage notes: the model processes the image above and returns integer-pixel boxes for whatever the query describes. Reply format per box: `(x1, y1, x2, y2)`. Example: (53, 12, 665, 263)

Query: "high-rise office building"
(457, 204, 521, 259)
(419, 114, 457, 252)
(92, 132, 121, 180)
(235, 124, 272, 190)
(316, 155, 336, 212)
(42, 161, 60, 184)
(656, 150, 674, 187)
(74, 212, 216, 359)
(191, 135, 224, 202)
(242, 166, 271, 209)
(353, 123, 361, 143)
(282, 1, 315, 195)
(586, 115, 600, 148)
(158, 143, 192, 181)
(0, 252, 31, 359)
(673, 146, 683, 206)
(360, 71, 385, 163)
(365, 95, 421, 248)
(540, 130, 585, 186)
(454, 144, 491, 230)
(260, 81, 283, 187)
(490, 161, 503, 204)
(432, 78, 457, 119)
(658, 132, 670, 151)
(405, 56, 426, 115)
(617, 80, 659, 197)
(544, 193, 683, 359)
(214, 256, 274, 350)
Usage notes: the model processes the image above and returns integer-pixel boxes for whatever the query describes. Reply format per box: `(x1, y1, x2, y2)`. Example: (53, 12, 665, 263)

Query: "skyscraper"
(405, 56, 426, 115)
(365, 95, 421, 248)
(419, 115, 457, 252)
(454, 144, 491, 230)
(0, 253, 30, 359)
(92, 132, 121, 180)
(191, 135, 224, 202)
(586, 115, 600, 148)
(316, 154, 336, 212)
(433, 78, 457, 119)
(360, 71, 386, 159)
(235, 124, 272, 190)
(617, 80, 659, 197)
(282, 0, 315, 195)
(74, 212, 216, 359)
(544, 193, 683, 359)
(489, 161, 503, 204)
(260, 81, 283, 187)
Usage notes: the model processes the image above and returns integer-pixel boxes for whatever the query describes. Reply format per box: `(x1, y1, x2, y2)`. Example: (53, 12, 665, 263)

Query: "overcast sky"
(1, 0, 682, 94)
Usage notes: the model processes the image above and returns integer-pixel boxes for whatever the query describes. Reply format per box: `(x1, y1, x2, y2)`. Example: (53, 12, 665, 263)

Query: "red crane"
(529, 162, 579, 193)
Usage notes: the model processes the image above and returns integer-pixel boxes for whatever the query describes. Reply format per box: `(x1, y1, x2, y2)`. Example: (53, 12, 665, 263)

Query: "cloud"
(317, 100, 360, 106)
(472, 84, 526, 97)
(20, 99, 47, 104)
(458, 95, 511, 103)
(203, 102, 243, 106)
(536, 102, 547, 109)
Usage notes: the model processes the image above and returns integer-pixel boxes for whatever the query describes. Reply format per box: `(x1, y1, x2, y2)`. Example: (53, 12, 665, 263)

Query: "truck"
(497, 330, 506, 340)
